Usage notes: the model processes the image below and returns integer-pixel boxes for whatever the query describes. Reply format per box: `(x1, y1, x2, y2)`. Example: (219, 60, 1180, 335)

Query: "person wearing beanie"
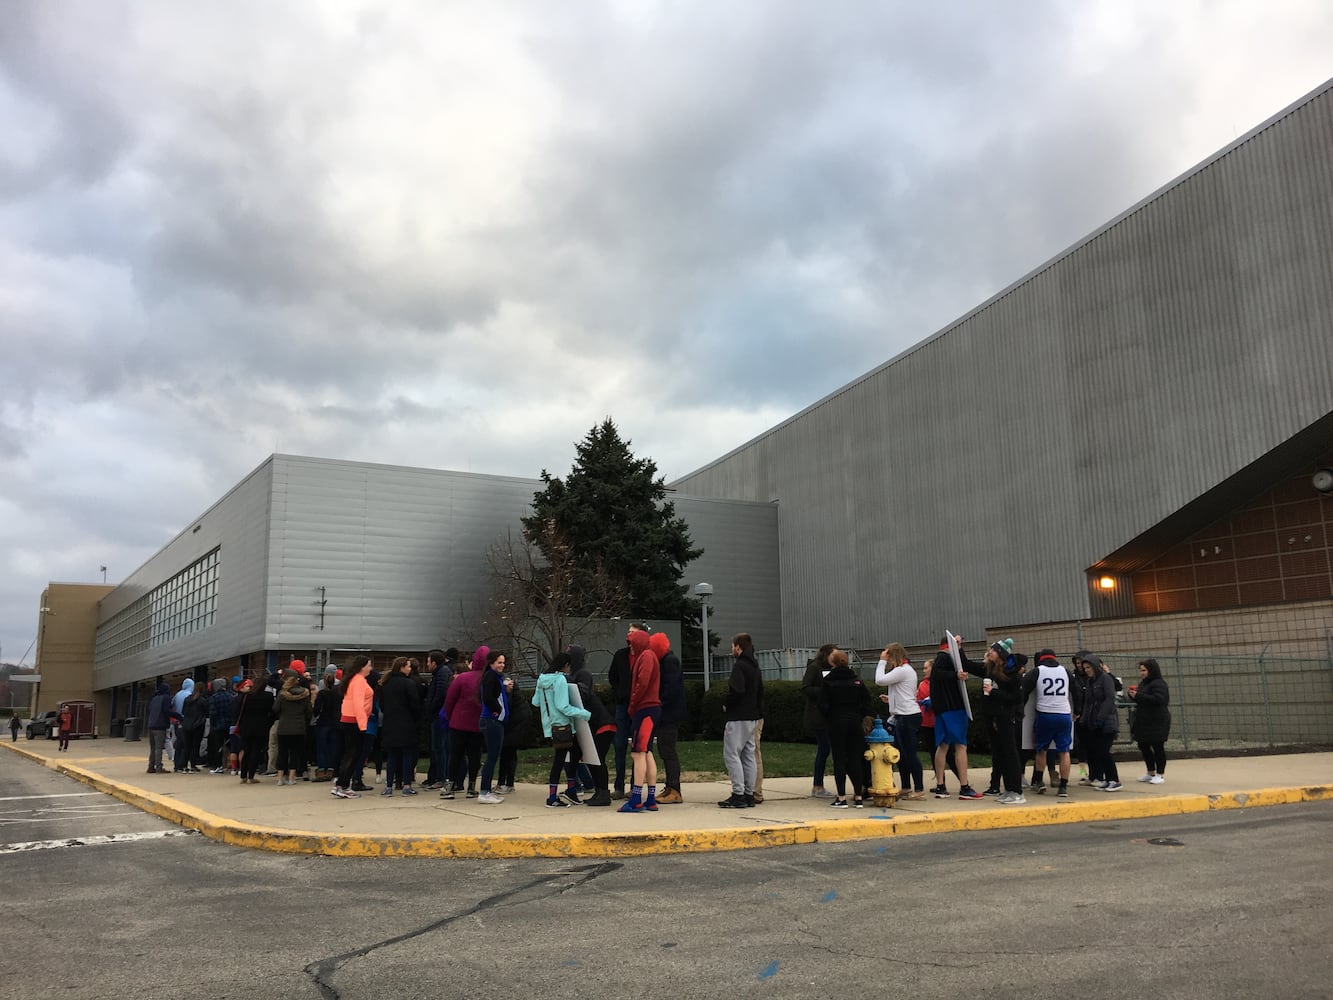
(1022, 650, 1076, 797)
(619, 628, 662, 813)
(965, 638, 1028, 804)
(650, 632, 688, 804)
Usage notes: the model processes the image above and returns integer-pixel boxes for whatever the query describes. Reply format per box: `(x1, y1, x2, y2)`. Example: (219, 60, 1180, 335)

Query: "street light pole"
(694, 582, 714, 692)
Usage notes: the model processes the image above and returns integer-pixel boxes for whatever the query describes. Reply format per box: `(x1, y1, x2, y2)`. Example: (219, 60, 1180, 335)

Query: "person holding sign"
(928, 634, 984, 800)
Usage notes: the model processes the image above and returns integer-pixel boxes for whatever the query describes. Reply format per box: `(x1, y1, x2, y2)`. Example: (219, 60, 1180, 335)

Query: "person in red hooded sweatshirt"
(619, 628, 661, 813)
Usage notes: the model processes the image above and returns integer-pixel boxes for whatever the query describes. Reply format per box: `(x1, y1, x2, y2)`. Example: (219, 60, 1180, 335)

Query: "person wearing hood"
(619, 628, 662, 813)
(171, 678, 197, 773)
(535, 652, 592, 807)
(1080, 653, 1121, 791)
(606, 624, 647, 799)
(719, 632, 764, 809)
(1071, 650, 1092, 781)
(568, 644, 615, 806)
(801, 644, 837, 798)
(963, 638, 1028, 804)
(273, 669, 314, 785)
(1022, 649, 1075, 797)
(1128, 658, 1171, 784)
(441, 647, 487, 800)
(145, 681, 174, 773)
(651, 632, 688, 804)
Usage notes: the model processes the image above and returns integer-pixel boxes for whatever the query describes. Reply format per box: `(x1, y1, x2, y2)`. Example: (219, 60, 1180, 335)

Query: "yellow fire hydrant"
(864, 718, 901, 807)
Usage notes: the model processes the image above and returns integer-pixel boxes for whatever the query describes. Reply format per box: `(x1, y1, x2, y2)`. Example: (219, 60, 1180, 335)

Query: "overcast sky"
(2, 1, 1331, 666)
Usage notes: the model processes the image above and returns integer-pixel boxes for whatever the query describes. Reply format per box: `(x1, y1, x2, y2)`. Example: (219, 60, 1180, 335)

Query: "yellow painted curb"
(4, 742, 1329, 858)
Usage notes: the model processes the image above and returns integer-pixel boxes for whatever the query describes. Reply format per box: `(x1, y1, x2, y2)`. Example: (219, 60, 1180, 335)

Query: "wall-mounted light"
(1098, 576, 1116, 591)
(1313, 469, 1333, 494)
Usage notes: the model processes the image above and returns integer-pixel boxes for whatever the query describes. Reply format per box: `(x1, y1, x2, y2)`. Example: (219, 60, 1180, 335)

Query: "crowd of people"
(136, 629, 1171, 813)
(802, 637, 1173, 806)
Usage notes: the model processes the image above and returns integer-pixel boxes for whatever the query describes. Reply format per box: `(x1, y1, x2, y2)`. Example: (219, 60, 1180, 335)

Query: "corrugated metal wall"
(672, 81, 1333, 649)
(93, 455, 782, 689)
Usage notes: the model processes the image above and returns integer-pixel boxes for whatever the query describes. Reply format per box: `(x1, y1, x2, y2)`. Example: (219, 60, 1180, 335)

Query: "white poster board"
(566, 683, 600, 765)
(946, 632, 973, 721)
(1022, 687, 1037, 751)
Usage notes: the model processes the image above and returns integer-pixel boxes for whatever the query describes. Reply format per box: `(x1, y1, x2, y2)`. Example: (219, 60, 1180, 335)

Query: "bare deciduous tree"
(474, 521, 628, 675)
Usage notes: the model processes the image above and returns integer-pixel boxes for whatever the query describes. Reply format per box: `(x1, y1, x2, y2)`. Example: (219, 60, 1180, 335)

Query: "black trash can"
(109, 718, 124, 739)
(122, 717, 141, 742)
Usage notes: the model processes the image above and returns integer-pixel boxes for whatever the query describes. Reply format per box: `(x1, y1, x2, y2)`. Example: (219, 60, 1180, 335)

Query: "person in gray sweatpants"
(718, 633, 764, 809)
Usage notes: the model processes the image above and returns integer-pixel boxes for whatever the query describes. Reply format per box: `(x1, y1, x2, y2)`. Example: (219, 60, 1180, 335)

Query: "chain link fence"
(699, 648, 1333, 752)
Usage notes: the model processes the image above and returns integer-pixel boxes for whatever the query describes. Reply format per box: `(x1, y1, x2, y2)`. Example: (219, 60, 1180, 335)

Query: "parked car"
(26, 711, 59, 740)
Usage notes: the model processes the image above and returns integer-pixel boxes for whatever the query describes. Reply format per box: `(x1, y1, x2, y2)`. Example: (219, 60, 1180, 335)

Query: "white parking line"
(0, 830, 199, 853)
(0, 793, 102, 802)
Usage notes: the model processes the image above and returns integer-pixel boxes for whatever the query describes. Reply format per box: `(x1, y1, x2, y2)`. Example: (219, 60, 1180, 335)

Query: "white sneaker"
(1149, 775, 1165, 784)
(477, 792, 505, 804)
(1137, 773, 1154, 783)
(1092, 780, 1109, 790)
(1002, 792, 1027, 805)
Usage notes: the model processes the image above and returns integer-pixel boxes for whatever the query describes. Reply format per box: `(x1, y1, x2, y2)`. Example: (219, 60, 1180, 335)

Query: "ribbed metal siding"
(92, 460, 274, 688)
(266, 457, 783, 650)
(673, 82, 1333, 648)
(93, 456, 782, 687)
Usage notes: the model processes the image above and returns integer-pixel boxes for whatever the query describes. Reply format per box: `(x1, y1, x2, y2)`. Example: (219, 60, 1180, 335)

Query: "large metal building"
(90, 454, 781, 705)
(672, 79, 1333, 649)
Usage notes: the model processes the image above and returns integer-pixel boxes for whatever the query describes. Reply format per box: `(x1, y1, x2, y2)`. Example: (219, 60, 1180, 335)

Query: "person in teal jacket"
(535, 652, 592, 808)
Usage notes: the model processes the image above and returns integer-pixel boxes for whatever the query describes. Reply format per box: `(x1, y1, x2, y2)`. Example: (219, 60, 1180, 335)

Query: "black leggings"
(548, 743, 583, 785)
(1086, 729, 1119, 783)
(989, 711, 1022, 793)
(1138, 740, 1166, 774)
(449, 730, 482, 789)
(828, 718, 865, 799)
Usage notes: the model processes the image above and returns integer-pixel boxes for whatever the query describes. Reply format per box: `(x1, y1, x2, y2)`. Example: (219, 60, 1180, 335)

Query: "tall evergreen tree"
(524, 419, 703, 621)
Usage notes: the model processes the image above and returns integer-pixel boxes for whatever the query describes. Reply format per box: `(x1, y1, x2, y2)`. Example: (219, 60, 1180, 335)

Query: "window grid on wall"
(95, 548, 219, 665)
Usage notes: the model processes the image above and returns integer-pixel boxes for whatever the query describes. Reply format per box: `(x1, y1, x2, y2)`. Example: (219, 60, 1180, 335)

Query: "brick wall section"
(992, 596, 1333, 658)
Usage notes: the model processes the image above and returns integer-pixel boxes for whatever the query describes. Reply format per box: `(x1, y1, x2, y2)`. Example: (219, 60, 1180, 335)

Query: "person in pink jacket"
(333, 655, 373, 799)
(440, 647, 487, 800)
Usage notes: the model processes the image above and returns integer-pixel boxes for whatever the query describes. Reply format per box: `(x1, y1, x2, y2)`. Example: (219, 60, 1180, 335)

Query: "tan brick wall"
(991, 597, 1333, 658)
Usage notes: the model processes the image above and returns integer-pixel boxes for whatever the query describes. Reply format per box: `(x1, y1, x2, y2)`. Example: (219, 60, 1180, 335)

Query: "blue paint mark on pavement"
(821, 890, 837, 902)
(759, 961, 779, 980)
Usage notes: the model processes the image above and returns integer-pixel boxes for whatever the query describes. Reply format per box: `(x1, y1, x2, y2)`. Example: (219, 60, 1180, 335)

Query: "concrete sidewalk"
(4, 736, 1329, 858)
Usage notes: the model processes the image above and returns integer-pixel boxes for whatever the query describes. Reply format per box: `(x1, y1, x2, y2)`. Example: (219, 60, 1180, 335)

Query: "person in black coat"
(569, 644, 615, 807)
(235, 679, 274, 784)
(817, 649, 874, 808)
(498, 679, 534, 794)
(1129, 659, 1171, 783)
(651, 632, 688, 803)
(378, 657, 423, 795)
(801, 643, 837, 797)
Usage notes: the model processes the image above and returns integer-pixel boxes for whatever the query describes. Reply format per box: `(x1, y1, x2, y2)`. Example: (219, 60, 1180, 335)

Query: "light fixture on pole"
(100, 565, 107, 584)
(694, 582, 713, 691)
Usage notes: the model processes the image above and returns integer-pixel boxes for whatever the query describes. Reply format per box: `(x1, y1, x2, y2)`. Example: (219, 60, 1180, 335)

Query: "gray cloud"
(1, 0, 1331, 660)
